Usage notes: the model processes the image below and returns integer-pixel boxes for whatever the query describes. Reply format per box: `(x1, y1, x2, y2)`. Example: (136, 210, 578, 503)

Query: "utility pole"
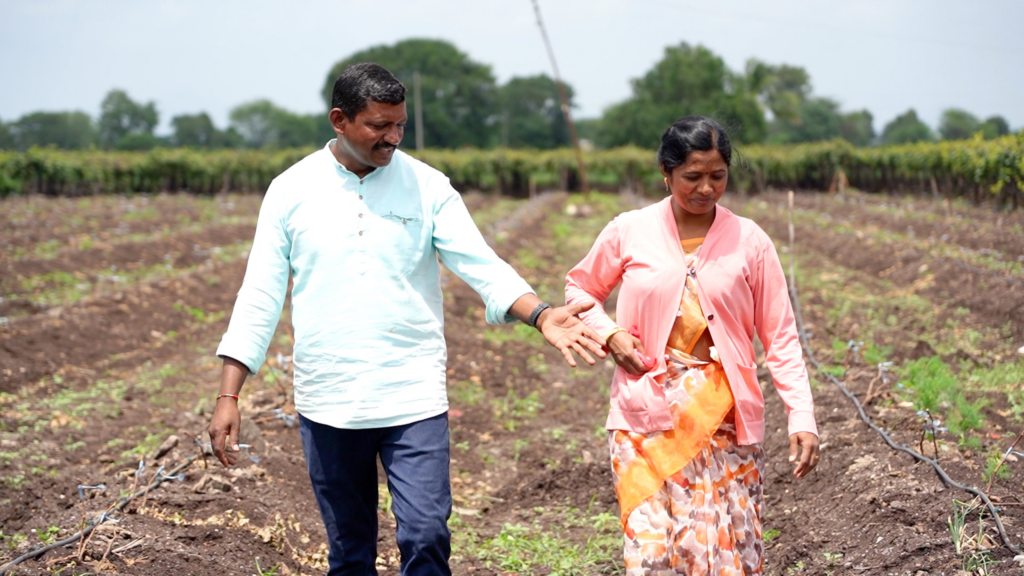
(530, 0, 588, 193)
(413, 70, 424, 151)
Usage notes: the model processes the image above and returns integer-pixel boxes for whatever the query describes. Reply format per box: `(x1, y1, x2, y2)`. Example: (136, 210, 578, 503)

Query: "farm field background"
(1, 187, 1023, 575)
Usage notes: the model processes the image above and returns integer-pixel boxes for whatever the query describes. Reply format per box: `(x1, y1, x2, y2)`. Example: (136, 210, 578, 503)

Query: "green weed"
(526, 353, 549, 375)
(255, 558, 279, 576)
(449, 380, 485, 407)
(493, 390, 543, 431)
(982, 448, 1012, 484)
(512, 439, 530, 462)
(2, 474, 27, 490)
(472, 511, 620, 576)
(897, 356, 988, 434)
(483, 323, 545, 349)
(35, 525, 60, 544)
(0, 530, 28, 549)
(763, 528, 781, 544)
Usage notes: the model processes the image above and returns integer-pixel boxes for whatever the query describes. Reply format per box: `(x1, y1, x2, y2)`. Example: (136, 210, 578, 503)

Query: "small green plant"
(254, 558, 279, 576)
(897, 356, 988, 434)
(449, 379, 485, 407)
(527, 353, 549, 375)
(820, 365, 845, 378)
(982, 448, 1012, 484)
(35, 525, 60, 544)
(512, 438, 530, 462)
(483, 323, 545, 349)
(493, 389, 543, 431)
(0, 531, 27, 549)
(786, 559, 806, 573)
(823, 551, 843, 564)
(378, 483, 393, 519)
(763, 528, 781, 544)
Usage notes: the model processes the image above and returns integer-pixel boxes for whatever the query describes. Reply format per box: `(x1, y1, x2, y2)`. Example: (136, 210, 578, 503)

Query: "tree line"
(0, 39, 1014, 153)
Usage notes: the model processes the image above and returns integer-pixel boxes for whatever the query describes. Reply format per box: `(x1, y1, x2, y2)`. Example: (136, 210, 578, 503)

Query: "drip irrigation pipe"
(789, 283, 1021, 554)
(781, 190, 1019, 553)
(0, 455, 197, 575)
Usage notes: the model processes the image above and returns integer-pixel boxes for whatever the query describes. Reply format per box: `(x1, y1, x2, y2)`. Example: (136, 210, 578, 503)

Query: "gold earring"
(663, 177, 669, 192)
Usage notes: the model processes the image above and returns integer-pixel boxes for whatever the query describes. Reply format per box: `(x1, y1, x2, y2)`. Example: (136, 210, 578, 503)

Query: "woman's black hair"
(331, 63, 406, 120)
(657, 115, 732, 172)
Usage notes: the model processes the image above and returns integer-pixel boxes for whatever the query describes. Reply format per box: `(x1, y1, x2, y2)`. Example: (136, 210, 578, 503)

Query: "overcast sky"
(1, 0, 1021, 136)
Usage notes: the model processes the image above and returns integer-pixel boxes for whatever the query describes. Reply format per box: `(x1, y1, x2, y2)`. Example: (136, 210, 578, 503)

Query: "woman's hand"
(789, 431, 820, 478)
(607, 331, 654, 376)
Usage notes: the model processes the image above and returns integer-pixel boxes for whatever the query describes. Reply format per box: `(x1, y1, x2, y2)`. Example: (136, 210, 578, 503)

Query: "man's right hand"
(607, 331, 653, 376)
(209, 399, 241, 467)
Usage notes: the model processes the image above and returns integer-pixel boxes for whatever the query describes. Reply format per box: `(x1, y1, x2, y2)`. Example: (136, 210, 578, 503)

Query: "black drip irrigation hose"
(0, 455, 198, 575)
(789, 283, 1021, 554)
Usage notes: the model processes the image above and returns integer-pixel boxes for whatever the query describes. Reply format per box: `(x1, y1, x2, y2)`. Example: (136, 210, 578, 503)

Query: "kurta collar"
(324, 139, 389, 183)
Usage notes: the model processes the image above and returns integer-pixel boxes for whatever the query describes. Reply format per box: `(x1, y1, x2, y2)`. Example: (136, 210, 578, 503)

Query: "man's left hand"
(536, 301, 607, 367)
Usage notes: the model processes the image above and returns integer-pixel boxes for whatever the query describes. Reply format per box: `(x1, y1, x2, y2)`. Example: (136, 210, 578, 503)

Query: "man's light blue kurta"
(216, 142, 533, 429)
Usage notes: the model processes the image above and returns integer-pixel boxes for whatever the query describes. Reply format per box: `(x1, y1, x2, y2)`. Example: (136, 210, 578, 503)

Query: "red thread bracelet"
(216, 393, 239, 401)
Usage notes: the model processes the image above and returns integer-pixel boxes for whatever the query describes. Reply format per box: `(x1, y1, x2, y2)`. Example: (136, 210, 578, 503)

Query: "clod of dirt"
(239, 418, 266, 454)
(193, 473, 233, 493)
(153, 434, 179, 460)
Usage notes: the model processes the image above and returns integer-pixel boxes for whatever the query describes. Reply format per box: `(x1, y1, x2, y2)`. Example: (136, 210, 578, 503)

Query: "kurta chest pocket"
(376, 211, 427, 274)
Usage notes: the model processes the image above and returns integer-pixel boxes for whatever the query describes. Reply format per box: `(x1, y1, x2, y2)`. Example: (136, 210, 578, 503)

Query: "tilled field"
(0, 189, 1022, 576)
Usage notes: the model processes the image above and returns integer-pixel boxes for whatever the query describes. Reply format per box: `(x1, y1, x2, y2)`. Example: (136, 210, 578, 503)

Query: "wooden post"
(413, 71, 424, 151)
(531, 0, 589, 193)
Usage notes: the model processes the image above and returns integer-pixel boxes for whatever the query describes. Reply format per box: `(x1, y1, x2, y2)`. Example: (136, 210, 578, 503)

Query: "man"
(208, 63, 605, 575)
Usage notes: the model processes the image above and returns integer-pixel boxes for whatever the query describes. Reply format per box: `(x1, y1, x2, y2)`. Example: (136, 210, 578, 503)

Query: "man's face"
(331, 100, 407, 175)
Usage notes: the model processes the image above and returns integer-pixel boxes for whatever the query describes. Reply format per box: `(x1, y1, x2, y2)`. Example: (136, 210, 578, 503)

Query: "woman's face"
(663, 149, 729, 216)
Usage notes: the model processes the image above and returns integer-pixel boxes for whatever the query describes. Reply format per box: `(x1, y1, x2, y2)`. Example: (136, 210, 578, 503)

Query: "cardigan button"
(708, 314, 715, 321)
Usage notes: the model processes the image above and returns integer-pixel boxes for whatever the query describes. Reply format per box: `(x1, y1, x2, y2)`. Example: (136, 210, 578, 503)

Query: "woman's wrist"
(605, 327, 627, 346)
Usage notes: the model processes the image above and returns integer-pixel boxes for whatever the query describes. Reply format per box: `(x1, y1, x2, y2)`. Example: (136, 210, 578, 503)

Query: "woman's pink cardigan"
(565, 197, 817, 445)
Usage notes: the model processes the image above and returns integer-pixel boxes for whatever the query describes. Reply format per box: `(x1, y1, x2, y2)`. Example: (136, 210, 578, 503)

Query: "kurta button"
(358, 213, 363, 218)
(359, 195, 363, 200)
(708, 314, 715, 321)
(689, 268, 697, 277)
(358, 230, 364, 236)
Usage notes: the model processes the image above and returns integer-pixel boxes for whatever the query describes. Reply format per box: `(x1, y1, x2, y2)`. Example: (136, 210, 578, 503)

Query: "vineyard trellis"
(1, 134, 1022, 206)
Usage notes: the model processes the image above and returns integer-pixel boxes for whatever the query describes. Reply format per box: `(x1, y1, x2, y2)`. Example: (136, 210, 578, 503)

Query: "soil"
(0, 189, 1021, 576)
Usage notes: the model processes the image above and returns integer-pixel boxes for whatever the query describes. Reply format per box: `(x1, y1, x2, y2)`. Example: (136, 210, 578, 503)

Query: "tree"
(938, 108, 980, 141)
(767, 97, 842, 144)
(839, 110, 875, 146)
(9, 111, 96, 150)
(98, 89, 158, 149)
(171, 113, 216, 147)
(322, 39, 497, 149)
(229, 100, 323, 149)
(601, 43, 766, 147)
(745, 59, 811, 123)
(495, 75, 572, 149)
(881, 110, 933, 145)
(980, 115, 1010, 139)
(574, 118, 602, 148)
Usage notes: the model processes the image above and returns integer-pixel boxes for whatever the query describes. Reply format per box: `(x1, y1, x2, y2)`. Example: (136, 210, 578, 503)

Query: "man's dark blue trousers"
(299, 412, 452, 576)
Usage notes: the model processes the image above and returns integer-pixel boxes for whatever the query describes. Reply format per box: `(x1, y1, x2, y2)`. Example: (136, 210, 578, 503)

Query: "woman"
(565, 115, 819, 575)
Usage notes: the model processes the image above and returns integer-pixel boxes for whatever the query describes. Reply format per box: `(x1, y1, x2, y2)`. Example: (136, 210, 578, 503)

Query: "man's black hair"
(331, 63, 406, 120)
(657, 115, 732, 171)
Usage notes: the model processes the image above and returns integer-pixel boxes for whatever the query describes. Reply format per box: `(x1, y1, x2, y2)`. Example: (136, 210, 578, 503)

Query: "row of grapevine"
(2, 134, 1021, 205)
